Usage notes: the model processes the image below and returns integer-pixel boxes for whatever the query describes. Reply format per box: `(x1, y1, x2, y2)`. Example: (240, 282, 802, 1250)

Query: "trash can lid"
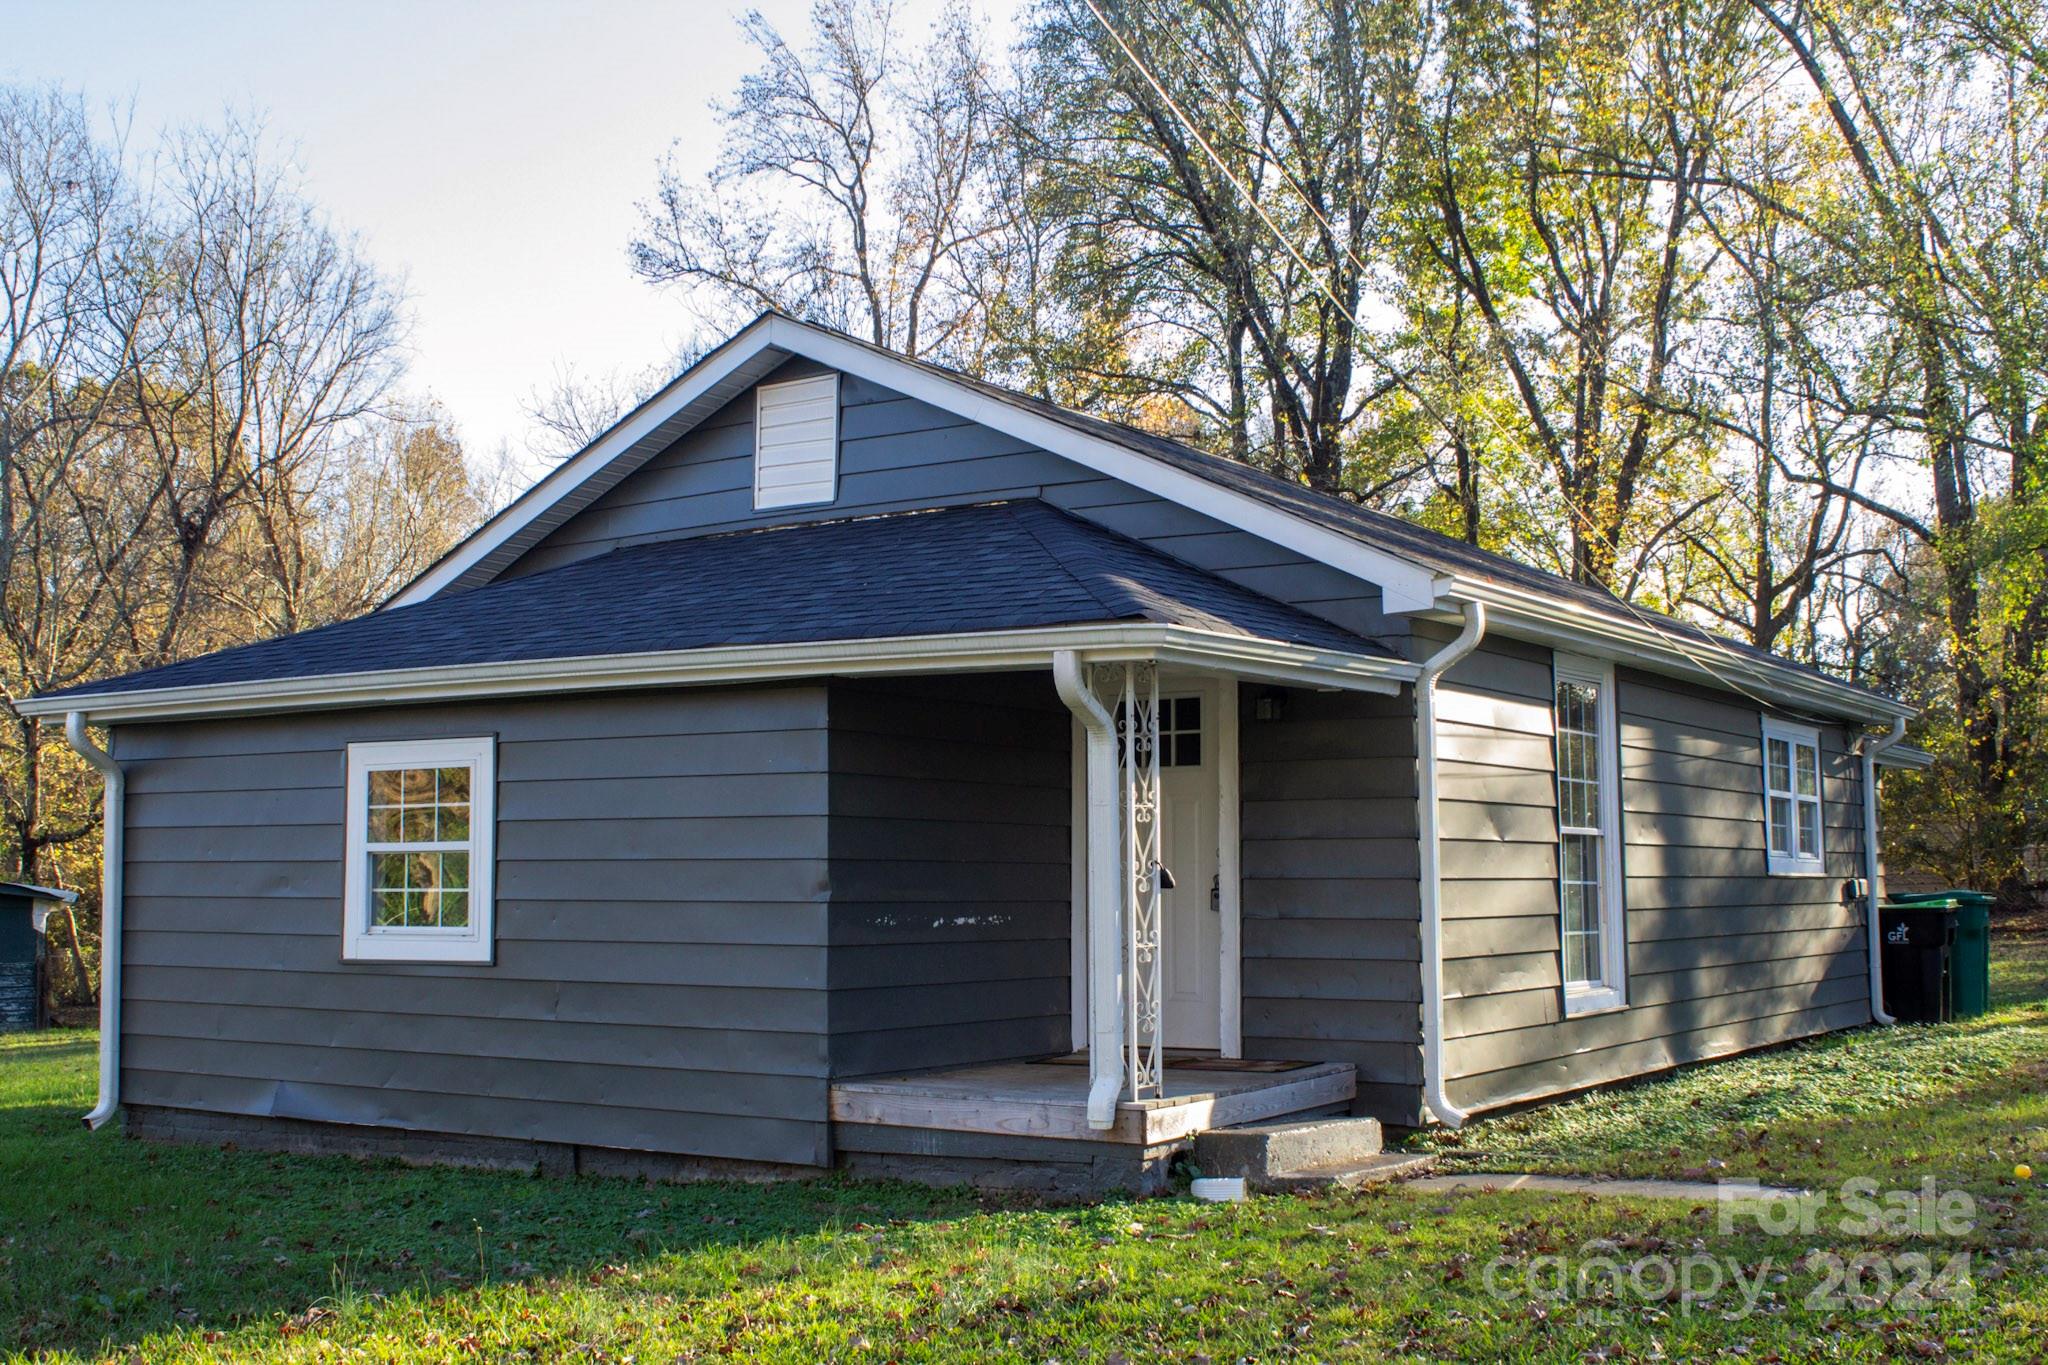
(1888, 889, 1996, 910)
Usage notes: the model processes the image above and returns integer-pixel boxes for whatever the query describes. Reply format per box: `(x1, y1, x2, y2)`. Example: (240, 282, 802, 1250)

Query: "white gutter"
(1415, 602, 1486, 1128)
(1444, 577, 1913, 726)
(1053, 651, 1126, 1130)
(21, 624, 1415, 726)
(1856, 717, 1908, 1026)
(63, 713, 124, 1130)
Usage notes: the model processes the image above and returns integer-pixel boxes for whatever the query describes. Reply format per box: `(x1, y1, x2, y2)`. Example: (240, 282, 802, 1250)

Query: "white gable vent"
(753, 373, 840, 510)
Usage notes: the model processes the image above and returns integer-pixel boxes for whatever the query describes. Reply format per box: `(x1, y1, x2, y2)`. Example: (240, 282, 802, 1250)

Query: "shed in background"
(0, 882, 78, 1031)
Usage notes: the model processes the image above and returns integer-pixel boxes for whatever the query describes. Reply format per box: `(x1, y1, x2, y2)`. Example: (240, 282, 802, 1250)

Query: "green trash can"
(1888, 891, 1995, 1018)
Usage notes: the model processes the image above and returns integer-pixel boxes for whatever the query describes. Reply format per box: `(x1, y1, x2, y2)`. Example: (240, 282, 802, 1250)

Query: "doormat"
(1036, 1051, 1314, 1073)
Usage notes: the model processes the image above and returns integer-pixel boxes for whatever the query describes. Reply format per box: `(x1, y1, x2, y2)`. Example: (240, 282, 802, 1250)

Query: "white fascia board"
(1874, 743, 1934, 769)
(388, 318, 789, 608)
(26, 625, 1417, 725)
(769, 320, 1446, 613)
(390, 314, 1445, 614)
(1445, 574, 1914, 725)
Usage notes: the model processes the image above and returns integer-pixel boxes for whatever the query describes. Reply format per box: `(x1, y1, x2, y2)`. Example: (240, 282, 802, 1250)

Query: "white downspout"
(1416, 603, 1486, 1129)
(1053, 651, 1126, 1129)
(1856, 716, 1907, 1026)
(64, 712, 125, 1130)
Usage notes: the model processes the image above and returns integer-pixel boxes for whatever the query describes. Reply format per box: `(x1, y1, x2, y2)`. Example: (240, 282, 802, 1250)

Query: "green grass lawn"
(2, 925, 2045, 1362)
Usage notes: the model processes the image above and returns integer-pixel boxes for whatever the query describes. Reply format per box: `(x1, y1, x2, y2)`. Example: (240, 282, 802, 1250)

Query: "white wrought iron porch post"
(1121, 663, 1164, 1102)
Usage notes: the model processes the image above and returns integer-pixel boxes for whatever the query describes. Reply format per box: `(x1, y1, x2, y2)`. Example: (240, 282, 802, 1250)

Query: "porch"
(830, 1054, 1358, 1146)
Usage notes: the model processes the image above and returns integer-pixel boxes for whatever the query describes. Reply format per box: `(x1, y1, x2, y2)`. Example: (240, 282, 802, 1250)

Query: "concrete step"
(1258, 1151, 1437, 1193)
(1193, 1116, 1385, 1182)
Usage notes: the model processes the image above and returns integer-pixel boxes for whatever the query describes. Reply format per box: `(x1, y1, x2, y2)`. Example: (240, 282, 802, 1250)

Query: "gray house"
(26, 313, 1928, 1192)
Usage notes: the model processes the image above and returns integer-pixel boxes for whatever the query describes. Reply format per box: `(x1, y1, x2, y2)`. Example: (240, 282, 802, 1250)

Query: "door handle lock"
(1210, 872, 1220, 912)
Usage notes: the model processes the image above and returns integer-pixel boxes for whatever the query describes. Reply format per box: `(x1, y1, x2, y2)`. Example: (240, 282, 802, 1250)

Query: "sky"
(3, 0, 1001, 463)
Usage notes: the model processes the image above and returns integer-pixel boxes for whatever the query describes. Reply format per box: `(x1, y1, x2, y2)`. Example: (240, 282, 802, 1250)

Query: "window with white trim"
(753, 373, 839, 509)
(1554, 654, 1626, 1013)
(1762, 718, 1824, 875)
(1115, 695, 1203, 768)
(343, 737, 496, 963)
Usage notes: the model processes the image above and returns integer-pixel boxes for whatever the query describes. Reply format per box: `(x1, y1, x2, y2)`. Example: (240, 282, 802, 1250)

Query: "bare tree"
(0, 89, 168, 993)
(0, 94, 424, 1002)
(521, 360, 668, 461)
(128, 116, 406, 646)
(630, 0, 1003, 362)
(212, 401, 487, 629)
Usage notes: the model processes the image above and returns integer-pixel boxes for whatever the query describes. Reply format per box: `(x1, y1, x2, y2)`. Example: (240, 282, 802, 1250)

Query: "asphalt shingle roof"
(43, 500, 1390, 701)
(811, 324, 1890, 703)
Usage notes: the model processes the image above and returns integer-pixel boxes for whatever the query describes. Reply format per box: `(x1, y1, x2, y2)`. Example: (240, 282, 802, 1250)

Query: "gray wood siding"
(115, 687, 836, 1166)
(1237, 685, 1424, 1124)
(1436, 642, 1873, 1114)
(500, 363, 1401, 645)
(825, 673, 1072, 1076)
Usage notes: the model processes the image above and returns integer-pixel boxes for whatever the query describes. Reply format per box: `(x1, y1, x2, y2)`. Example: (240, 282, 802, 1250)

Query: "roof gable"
(391, 313, 1446, 613)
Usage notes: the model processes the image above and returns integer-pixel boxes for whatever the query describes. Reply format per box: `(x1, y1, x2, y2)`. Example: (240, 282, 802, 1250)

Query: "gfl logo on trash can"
(1887, 922, 1912, 944)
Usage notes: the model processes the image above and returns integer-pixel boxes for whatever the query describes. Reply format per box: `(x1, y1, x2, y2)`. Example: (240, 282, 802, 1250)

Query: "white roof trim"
(26, 624, 1416, 724)
(1444, 573, 1914, 724)
(389, 314, 1445, 613)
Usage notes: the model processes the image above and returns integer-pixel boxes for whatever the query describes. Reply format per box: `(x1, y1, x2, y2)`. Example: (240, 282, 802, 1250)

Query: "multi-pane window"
(1554, 655, 1626, 1013)
(1116, 695, 1204, 768)
(367, 766, 472, 929)
(344, 737, 496, 962)
(1156, 696, 1203, 768)
(1762, 719, 1824, 875)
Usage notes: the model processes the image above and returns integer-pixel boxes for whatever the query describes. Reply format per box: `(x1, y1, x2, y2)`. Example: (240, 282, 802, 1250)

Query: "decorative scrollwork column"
(1119, 662, 1163, 1101)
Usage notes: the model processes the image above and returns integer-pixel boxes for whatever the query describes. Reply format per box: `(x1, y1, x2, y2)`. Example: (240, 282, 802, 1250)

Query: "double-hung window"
(1761, 718, 1824, 875)
(1554, 654, 1626, 1014)
(343, 737, 496, 963)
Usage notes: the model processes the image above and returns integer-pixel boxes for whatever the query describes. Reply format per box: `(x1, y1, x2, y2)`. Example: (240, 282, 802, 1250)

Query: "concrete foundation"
(122, 1105, 822, 1184)
(832, 1123, 1186, 1198)
(121, 1104, 1185, 1198)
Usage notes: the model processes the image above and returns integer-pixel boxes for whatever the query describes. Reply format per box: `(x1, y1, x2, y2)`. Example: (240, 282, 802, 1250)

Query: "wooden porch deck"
(829, 1056, 1357, 1146)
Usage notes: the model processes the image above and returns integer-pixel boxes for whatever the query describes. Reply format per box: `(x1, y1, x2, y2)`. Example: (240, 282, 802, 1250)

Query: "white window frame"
(343, 736, 496, 963)
(1761, 716, 1826, 877)
(1553, 653, 1627, 1015)
(752, 373, 840, 510)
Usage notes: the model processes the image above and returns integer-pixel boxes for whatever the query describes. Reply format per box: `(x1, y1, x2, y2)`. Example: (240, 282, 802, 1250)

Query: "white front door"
(1158, 690, 1221, 1050)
